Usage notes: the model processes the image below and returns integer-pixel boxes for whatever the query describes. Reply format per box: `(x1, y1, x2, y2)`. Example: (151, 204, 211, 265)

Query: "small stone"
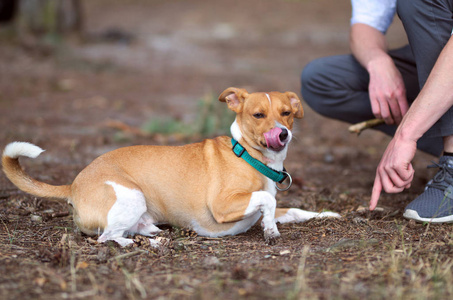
(30, 215, 42, 222)
(356, 206, 368, 213)
(353, 217, 368, 225)
(279, 249, 291, 256)
(407, 219, 417, 228)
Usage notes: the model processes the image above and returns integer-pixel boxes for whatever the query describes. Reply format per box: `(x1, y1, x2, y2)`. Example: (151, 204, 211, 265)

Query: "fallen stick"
(51, 211, 70, 218)
(348, 119, 385, 135)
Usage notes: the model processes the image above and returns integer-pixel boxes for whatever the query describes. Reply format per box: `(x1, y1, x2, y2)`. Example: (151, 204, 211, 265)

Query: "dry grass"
(1, 201, 452, 300)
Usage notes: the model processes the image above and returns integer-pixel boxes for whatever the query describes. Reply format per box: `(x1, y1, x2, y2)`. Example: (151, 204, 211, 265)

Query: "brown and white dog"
(2, 87, 340, 246)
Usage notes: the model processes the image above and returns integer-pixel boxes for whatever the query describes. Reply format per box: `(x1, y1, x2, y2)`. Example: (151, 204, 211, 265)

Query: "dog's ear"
(219, 87, 249, 113)
(285, 92, 304, 119)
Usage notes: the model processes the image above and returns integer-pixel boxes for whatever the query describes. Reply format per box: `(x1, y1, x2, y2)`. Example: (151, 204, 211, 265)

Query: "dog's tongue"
(264, 127, 284, 149)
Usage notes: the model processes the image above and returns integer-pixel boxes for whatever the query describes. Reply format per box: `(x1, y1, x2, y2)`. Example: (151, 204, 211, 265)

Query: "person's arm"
(396, 36, 453, 142)
(370, 35, 453, 210)
(350, 23, 408, 125)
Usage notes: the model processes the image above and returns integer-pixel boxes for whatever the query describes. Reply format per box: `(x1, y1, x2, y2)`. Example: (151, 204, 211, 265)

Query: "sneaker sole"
(403, 209, 453, 223)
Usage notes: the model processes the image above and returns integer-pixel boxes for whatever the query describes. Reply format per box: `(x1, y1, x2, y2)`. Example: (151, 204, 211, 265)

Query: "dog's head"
(219, 87, 303, 154)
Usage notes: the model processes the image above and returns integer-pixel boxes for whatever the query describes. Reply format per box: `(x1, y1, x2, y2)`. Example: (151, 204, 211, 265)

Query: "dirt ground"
(1, 0, 452, 299)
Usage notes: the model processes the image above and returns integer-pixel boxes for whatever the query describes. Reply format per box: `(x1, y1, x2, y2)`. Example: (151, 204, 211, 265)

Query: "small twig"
(348, 119, 385, 135)
(51, 211, 70, 218)
(113, 250, 148, 261)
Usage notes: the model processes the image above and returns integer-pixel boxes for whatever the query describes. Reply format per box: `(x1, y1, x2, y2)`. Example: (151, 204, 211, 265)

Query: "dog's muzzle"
(264, 127, 288, 152)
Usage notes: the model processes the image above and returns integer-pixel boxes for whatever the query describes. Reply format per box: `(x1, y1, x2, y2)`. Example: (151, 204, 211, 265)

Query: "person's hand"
(367, 56, 409, 125)
(370, 134, 417, 210)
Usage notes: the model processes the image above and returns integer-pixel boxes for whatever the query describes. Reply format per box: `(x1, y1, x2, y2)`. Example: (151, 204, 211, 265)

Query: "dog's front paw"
(264, 227, 280, 245)
(317, 211, 341, 218)
(265, 235, 280, 246)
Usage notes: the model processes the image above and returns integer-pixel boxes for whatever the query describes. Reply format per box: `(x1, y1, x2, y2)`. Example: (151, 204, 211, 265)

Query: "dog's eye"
(253, 113, 265, 119)
(281, 111, 291, 117)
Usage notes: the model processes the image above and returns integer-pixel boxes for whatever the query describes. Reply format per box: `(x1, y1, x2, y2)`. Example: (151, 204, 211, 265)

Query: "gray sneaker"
(403, 156, 453, 223)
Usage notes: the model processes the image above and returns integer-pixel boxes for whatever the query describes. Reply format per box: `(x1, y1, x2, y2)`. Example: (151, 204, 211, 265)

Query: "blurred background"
(0, 0, 417, 200)
(0, 0, 407, 140)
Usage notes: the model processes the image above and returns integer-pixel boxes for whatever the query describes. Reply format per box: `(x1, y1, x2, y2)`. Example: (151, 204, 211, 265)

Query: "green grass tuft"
(142, 93, 235, 138)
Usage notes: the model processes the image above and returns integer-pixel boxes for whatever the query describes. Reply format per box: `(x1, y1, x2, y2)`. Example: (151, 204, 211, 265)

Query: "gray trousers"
(301, 0, 453, 156)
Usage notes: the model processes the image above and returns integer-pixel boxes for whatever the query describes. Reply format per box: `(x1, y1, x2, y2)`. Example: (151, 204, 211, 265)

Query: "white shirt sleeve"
(351, 0, 397, 34)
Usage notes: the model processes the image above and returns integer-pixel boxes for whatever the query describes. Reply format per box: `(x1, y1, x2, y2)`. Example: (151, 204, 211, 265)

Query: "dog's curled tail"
(2, 142, 71, 201)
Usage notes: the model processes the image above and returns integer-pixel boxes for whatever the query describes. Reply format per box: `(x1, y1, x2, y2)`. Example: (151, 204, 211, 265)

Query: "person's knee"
(301, 54, 366, 119)
(396, 0, 417, 24)
(301, 59, 323, 91)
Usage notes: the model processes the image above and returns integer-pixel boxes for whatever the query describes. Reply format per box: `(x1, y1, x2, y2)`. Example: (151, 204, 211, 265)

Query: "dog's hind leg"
(97, 181, 149, 247)
(129, 212, 162, 237)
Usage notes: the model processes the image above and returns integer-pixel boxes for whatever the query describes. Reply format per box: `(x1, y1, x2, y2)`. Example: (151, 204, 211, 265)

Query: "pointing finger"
(370, 175, 382, 211)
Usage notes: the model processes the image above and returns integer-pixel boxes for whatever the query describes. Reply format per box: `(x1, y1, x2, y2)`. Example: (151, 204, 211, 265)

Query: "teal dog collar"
(231, 138, 292, 191)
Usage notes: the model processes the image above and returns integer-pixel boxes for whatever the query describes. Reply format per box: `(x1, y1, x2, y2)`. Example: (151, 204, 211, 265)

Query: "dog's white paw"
(264, 225, 280, 245)
(112, 237, 136, 247)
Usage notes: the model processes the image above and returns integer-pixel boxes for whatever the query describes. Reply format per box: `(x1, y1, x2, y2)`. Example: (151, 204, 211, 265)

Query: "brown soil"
(1, 1, 452, 299)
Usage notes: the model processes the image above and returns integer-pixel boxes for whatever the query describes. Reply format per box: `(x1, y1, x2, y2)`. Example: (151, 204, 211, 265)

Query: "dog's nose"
(279, 128, 288, 141)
